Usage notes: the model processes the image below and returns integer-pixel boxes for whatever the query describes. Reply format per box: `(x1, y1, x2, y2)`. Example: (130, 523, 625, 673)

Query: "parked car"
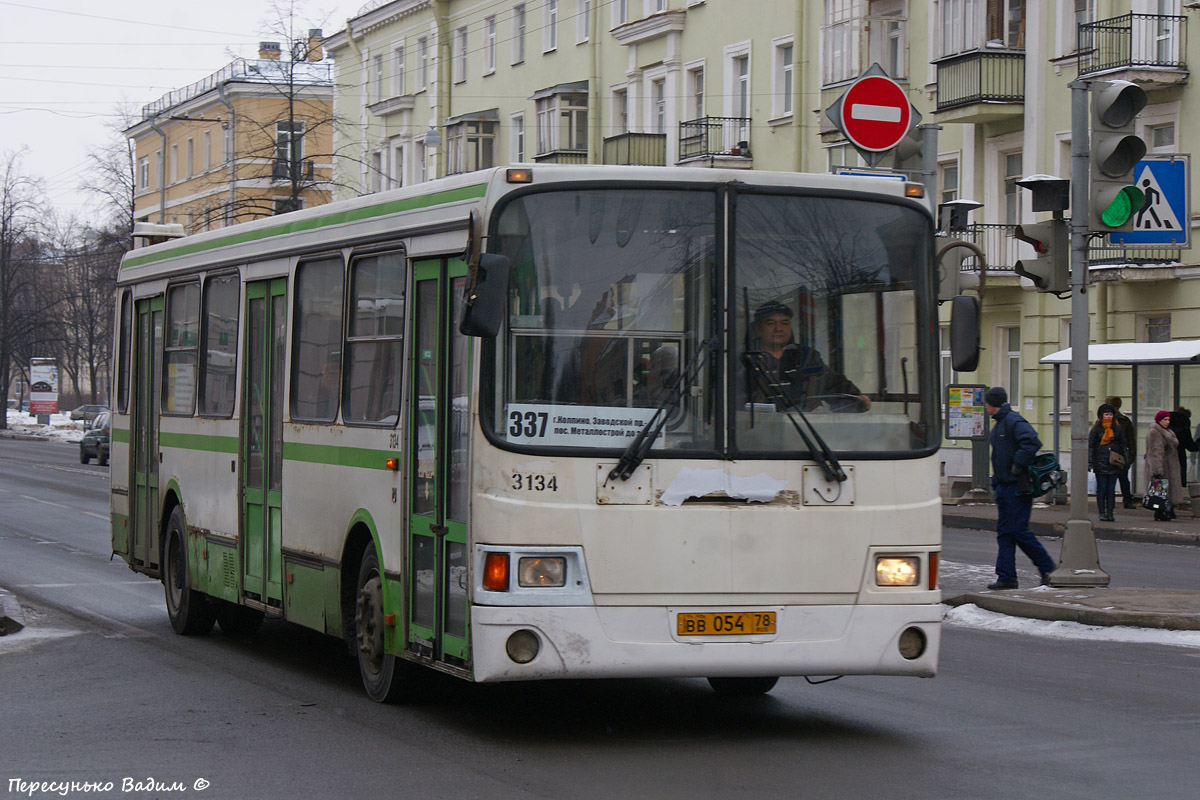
(70, 404, 108, 422)
(80, 411, 110, 466)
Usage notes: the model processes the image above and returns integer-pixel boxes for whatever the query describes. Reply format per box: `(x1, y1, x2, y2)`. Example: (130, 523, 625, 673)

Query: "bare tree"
(83, 105, 139, 234)
(0, 150, 55, 428)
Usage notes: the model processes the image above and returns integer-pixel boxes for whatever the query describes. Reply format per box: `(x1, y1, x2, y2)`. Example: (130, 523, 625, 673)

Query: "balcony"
(1077, 14, 1188, 89)
(678, 117, 752, 166)
(533, 149, 588, 165)
(603, 132, 667, 166)
(934, 51, 1024, 123)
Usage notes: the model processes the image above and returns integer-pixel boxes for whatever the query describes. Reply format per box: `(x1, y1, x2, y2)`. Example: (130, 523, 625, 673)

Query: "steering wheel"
(806, 393, 869, 413)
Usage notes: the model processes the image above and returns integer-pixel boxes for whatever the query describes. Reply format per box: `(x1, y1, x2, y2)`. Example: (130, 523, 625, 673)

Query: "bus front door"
(408, 259, 470, 664)
(241, 279, 286, 607)
(131, 297, 163, 575)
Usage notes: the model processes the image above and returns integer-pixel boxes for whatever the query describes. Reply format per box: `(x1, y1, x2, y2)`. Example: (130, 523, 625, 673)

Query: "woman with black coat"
(1168, 407, 1198, 490)
(1089, 403, 1129, 522)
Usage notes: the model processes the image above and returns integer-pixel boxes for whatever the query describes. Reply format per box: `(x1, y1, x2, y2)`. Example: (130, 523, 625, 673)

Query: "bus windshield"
(486, 186, 936, 457)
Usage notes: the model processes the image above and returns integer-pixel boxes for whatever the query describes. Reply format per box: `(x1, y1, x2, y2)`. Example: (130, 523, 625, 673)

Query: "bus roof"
(120, 165, 926, 282)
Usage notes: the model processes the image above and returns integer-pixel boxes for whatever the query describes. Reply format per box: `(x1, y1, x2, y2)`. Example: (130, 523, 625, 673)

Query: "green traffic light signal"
(1098, 185, 1146, 228)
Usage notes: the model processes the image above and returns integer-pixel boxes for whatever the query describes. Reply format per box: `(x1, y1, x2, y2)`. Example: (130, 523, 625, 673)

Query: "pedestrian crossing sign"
(1108, 155, 1190, 248)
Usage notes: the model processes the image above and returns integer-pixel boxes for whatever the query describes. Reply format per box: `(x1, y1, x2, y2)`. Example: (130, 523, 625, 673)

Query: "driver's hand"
(858, 394, 871, 410)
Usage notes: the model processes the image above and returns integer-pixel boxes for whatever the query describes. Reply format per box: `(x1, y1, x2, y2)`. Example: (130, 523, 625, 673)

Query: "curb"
(945, 591, 1200, 631)
(942, 511, 1200, 547)
(0, 588, 25, 636)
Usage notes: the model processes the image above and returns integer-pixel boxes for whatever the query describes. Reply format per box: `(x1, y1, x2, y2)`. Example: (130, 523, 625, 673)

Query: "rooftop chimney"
(307, 29, 324, 62)
(259, 41, 281, 60)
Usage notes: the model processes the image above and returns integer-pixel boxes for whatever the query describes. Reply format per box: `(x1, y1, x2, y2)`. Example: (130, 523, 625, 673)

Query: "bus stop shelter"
(1040, 339, 1200, 489)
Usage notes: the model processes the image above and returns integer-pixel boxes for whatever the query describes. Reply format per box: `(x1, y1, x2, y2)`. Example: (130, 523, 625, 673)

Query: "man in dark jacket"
(1105, 396, 1137, 508)
(985, 386, 1056, 590)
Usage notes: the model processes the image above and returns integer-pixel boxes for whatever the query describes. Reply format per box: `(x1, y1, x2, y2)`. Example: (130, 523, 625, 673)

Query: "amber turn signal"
(483, 552, 510, 591)
(385, 457, 399, 470)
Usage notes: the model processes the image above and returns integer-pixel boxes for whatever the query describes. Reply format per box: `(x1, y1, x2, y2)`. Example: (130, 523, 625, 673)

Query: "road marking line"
(20, 495, 68, 509)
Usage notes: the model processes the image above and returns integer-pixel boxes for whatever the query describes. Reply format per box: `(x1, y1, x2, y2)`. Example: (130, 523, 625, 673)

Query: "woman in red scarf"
(1089, 403, 1129, 522)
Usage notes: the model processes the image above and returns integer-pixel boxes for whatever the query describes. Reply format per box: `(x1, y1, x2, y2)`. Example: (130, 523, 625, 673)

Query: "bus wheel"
(707, 676, 779, 696)
(216, 603, 264, 636)
(163, 507, 215, 635)
(354, 544, 406, 703)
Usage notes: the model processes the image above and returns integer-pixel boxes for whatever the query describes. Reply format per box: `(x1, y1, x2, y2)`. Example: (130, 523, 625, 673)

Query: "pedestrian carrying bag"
(1022, 452, 1066, 497)
(1108, 450, 1126, 468)
(1143, 477, 1169, 510)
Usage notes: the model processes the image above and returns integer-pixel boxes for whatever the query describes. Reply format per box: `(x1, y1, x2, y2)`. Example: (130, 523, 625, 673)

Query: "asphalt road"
(1, 438, 1198, 800)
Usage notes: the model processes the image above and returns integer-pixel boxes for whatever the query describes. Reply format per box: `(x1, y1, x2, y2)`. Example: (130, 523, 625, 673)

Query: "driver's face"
(755, 312, 793, 348)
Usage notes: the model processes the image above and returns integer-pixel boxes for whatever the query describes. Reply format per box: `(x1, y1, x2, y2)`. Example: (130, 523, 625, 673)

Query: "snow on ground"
(944, 603, 1200, 649)
(3, 409, 87, 443)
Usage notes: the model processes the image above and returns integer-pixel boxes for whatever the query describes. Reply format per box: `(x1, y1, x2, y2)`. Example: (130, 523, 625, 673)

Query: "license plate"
(676, 611, 776, 636)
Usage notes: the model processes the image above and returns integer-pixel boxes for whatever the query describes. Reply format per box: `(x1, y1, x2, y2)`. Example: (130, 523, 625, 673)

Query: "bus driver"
(747, 300, 871, 412)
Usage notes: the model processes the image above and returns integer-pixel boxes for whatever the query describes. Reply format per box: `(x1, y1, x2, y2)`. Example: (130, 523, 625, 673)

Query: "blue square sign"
(1108, 155, 1190, 248)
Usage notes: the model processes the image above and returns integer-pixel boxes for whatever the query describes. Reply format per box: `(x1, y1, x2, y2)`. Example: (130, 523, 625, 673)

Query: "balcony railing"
(533, 149, 588, 164)
(952, 223, 1183, 273)
(1078, 14, 1187, 76)
(936, 51, 1024, 111)
(678, 117, 751, 161)
(603, 132, 667, 166)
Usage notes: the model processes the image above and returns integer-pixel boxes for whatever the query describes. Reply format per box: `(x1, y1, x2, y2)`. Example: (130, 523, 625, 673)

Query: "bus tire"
(163, 507, 215, 636)
(354, 543, 407, 703)
(216, 602, 264, 636)
(706, 676, 779, 696)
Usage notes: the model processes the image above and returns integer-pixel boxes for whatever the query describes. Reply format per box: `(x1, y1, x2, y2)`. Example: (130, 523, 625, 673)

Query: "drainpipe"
(434, 0, 450, 179)
(148, 115, 167, 222)
(794, 1, 805, 171)
(590, 0, 600, 163)
(217, 83, 235, 225)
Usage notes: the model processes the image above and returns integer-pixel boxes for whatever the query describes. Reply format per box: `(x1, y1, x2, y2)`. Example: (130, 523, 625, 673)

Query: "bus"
(110, 165, 961, 702)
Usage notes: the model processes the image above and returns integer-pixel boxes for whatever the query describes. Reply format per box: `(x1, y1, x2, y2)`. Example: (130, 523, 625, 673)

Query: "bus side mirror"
(459, 253, 512, 338)
(949, 294, 980, 373)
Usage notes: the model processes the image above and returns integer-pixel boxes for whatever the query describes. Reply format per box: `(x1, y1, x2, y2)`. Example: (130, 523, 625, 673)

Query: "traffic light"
(1090, 80, 1148, 231)
(1014, 220, 1069, 294)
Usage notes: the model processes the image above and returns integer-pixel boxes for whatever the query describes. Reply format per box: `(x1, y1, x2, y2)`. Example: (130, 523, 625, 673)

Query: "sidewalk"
(943, 497, 1200, 631)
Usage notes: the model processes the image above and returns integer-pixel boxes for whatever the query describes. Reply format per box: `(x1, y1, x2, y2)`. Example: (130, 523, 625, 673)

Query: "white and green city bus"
(110, 165, 959, 701)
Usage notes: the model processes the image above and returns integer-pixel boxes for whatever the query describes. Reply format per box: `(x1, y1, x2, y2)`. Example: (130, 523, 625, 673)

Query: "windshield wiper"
(743, 351, 847, 484)
(608, 336, 717, 482)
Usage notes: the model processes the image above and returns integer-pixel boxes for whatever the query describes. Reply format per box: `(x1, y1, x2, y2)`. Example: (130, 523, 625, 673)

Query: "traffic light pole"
(1049, 80, 1110, 587)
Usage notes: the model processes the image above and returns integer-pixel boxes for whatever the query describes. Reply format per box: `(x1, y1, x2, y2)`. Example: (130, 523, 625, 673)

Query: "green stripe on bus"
(111, 427, 129, 443)
(122, 183, 488, 269)
(282, 441, 397, 470)
(160, 431, 239, 453)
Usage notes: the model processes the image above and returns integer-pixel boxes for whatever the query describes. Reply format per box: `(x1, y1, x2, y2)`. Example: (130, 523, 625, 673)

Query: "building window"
(138, 156, 149, 190)
(200, 273, 238, 418)
(577, 0, 590, 43)
(394, 45, 405, 95)
(1141, 315, 1172, 416)
(940, 326, 958, 388)
(614, 0, 628, 26)
(773, 40, 794, 118)
(155, 149, 163, 189)
(169, 144, 178, 184)
(392, 142, 405, 189)
(1001, 326, 1020, 408)
(1003, 151, 1023, 226)
(545, 0, 558, 52)
(535, 92, 588, 155)
(373, 53, 384, 101)
(686, 66, 705, 119)
(651, 78, 666, 133)
(163, 282, 200, 416)
(511, 113, 525, 161)
(447, 120, 497, 175)
(989, 0, 1024, 49)
(612, 87, 629, 134)
(203, 131, 211, 171)
(186, 138, 194, 179)
(418, 37, 429, 88)
(483, 17, 496, 73)
(513, 5, 526, 64)
(273, 196, 305, 215)
(826, 142, 861, 171)
(868, 0, 906, 79)
(734, 54, 750, 119)
(454, 26, 468, 84)
(1149, 123, 1175, 153)
(275, 120, 305, 181)
(940, 160, 959, 204)
(822, 0, 857, 85)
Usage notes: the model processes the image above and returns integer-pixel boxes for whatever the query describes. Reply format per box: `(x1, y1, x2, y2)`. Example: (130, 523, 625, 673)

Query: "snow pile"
(944, 603, 1200, 649)
(3, 409, 87, 443)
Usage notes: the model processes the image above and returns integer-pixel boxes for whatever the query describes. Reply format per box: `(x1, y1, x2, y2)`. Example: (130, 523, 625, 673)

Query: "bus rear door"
(130, 296, 162, 575)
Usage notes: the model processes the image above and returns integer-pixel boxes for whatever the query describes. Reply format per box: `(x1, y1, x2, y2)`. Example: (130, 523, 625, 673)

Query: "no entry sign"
(838, 74, 913, 153)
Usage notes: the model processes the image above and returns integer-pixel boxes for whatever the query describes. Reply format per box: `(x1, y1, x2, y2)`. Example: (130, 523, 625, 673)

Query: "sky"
(0, 0, 366, 226)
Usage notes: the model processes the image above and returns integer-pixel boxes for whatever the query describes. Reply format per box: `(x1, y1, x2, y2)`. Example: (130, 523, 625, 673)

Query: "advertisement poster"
(29, 360, 59, 415)
(946, 384, 987, 440)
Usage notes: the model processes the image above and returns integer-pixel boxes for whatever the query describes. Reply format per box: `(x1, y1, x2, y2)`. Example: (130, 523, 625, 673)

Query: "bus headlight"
(518, 557, 566, 587)
(876, 557, 920, 587)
